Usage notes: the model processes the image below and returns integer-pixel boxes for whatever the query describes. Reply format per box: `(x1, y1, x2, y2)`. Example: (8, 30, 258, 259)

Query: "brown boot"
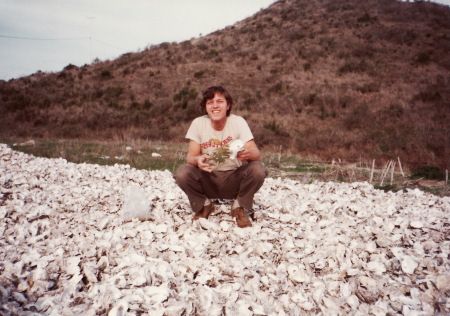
(193, 203, 215, 221)
(231, 207, 252, 228)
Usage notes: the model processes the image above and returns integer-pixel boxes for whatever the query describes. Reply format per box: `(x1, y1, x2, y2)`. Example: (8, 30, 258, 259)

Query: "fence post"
(390, 162, 396, 185)
(370, 159, 375, 183)
(397, 157, 405, 177)
(380, 160, 392, 186)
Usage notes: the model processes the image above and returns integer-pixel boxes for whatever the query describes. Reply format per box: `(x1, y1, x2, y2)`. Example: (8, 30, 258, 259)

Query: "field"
(3, 138, 448, 197)
(1, 0, 449, 170)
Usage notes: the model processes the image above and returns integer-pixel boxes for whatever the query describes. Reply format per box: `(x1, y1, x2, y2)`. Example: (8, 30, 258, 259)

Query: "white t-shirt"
(186, 114, 254, 171)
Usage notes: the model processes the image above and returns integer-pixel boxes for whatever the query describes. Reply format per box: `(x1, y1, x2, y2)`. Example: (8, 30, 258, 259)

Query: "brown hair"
(200, 86, 233, 117)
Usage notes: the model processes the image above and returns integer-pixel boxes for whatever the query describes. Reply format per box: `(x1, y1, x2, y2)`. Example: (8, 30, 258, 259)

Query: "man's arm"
(237, 140, 261, 162)
(186, 140, 213, 172)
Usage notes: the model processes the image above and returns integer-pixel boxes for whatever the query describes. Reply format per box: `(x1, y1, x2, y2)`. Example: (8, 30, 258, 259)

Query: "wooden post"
(390, 162, 396, 185)
(379, 161, 387, 185)
(397, 157, 405, 177)
(380, 160, 392, 186)
(369, 159, 375, 183)
(380, 161, 386, 186)
(278, 145, 282, 163)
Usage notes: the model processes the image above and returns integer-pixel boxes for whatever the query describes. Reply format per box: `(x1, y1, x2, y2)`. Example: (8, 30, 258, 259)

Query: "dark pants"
(174, 161, 268, 213)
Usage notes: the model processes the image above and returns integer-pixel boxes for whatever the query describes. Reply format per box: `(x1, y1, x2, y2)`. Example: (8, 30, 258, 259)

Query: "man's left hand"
(237, 149, 251, 161)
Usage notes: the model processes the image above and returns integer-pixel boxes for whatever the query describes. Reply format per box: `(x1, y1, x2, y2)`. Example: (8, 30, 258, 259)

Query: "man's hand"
(236, 140, 261, 162)
(187, 140, 213, 172)
(197, 154, 213, 172)
(237, 149, 251, 162)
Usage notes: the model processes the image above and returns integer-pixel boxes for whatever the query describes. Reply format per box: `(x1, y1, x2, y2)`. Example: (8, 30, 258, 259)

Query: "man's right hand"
(197, 155, 213, 173)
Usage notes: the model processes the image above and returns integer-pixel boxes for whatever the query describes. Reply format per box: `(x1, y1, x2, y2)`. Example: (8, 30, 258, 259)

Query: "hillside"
(1, 0, 449, 169)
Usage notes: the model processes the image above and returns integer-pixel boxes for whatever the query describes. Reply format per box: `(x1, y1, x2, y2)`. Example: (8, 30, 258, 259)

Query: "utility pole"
(87, 17, 95, 62)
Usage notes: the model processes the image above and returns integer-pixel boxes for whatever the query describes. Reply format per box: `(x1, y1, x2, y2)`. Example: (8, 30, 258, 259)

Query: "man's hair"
(200, 86, 233, 117)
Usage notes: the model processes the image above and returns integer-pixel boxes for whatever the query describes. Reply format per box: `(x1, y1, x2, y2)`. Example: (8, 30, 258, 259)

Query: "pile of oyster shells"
(0, 143, 449, 315)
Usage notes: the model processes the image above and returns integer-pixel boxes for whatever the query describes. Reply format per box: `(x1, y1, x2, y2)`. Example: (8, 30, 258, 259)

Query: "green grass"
(3, 138, 187, 173)
(262, 153, 330, 176)
(2, 137, 448, 197)
(280, 164, 328, 173)
(4, 138, 329, 175)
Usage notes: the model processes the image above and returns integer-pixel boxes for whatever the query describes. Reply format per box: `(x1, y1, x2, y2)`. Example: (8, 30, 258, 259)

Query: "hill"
(1, 0, 449, 169)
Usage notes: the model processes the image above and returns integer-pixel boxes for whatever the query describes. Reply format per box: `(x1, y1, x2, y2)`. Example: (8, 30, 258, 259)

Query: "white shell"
(228, 139, 245, 159)
(1, 143, 449, 315)
(400, 256, 419, 274)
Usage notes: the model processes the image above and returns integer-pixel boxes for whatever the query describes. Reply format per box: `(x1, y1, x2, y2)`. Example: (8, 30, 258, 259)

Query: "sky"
(0, 0, 276, 80)
(1, 0, 449, 81)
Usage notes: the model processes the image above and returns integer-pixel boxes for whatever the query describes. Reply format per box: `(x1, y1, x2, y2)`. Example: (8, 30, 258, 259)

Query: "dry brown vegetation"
(0, 0, 449, 170)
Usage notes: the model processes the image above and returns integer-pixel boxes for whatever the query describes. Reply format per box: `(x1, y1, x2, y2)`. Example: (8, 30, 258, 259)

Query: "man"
(174, 86, 268, 228)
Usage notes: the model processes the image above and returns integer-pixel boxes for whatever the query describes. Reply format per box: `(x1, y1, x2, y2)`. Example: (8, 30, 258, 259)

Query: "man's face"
(206, 93, 229, 121)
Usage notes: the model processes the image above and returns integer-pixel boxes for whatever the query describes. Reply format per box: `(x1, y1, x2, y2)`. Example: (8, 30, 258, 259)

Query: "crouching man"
(174, 86, 268, 228)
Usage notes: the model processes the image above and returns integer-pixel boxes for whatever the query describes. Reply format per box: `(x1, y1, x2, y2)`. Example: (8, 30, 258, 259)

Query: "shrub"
(57, 72, 67, 80)
(159, 42, 170, 50)
(239, 92, 256, 111)
(288, 31, 306, 41)
(130, 102, 140, 110)
(319, 105, 328, 120)
(338, 60, 368, 75)
(304, 93, 316, 105)
(303, 62, 312, 71)
(383, 103, 404, 119)
(357, 13, 377, 24)
(64, 64, 77, 71)
(410, 166, 445, 181)
(352, 46, 375, 59)
(194, 71, 205, 79)
(197, 43, 208, 51)
(5, 93, 30, 112)
(413, 88, 442, 103)
(263, 120, 284, 135)
(107, 101, 123, 110)
(343, 104, 369, 130)
(269, 82, 284, 95)
(173, 87, 198, 110)
(356, 82, 379, 94)
(59, 125, 83, 138)
(143, 99, 153, 110)
(205, 49, 219, 59)
(100, 70, 113, 79)
(415, 50, 432, 65)
(104, 86, 124, 100)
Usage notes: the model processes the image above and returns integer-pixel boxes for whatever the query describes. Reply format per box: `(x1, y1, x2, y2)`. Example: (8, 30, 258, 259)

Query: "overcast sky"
(0, 0, 276, 80)
(1, 0, 449, 81)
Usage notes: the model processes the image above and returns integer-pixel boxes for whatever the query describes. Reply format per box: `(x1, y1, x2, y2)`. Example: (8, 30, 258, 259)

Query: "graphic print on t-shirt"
(186, 115, 252, 171)
(203, 136, 233, 164)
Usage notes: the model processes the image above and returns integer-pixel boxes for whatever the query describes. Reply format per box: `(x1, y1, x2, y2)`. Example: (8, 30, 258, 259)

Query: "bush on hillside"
(410, 166, 445, 181)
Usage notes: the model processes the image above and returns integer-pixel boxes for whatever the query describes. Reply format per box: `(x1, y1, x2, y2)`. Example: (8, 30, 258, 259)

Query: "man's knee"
(174, 164, 196, 185)
(247, 161, 268, 180)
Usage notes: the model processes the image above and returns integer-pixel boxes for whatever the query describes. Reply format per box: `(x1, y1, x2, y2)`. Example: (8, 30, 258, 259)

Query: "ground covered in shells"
(0, 143, 449, 315)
